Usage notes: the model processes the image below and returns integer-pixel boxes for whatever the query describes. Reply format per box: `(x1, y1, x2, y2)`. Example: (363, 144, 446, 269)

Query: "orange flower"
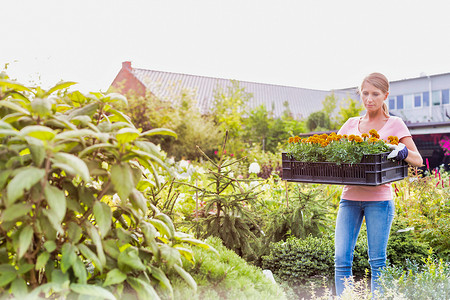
(361, 133, 369, 139)
(369, 129, 378, 137)
(348, 134, 356, 142)
(288, 137, 294, 143)
(368, 137, 378, 143)
(354, 136, 363, 143)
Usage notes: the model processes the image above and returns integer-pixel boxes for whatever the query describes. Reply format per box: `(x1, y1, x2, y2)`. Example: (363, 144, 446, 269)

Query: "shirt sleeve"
(391, 117, 411, 140)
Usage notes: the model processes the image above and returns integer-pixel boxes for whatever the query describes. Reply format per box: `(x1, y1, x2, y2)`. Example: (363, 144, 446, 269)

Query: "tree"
(336, 97, 364, 126)
(212, 81, 252, 157)
(124, 88, 221, 161)
(306, 111, 331, 132)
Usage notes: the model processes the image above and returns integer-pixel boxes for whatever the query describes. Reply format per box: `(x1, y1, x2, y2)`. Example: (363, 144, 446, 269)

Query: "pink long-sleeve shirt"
(337, 116, 411, 201)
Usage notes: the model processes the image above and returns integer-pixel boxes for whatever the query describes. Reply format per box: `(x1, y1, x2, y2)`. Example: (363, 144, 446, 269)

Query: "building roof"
(130, 66, 352, 119)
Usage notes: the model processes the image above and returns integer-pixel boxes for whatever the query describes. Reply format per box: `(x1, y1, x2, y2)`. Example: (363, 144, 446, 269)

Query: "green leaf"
(72, 256, 87, 284)
(79, 143, 117, 158)
(127, 277, 160, 300)
(43, 240, 57, 252)
(35, 251, 50, 270)
(54, 129, 98, 141)
(68, 90, 87, 105)
(103, 268, 127, 287)
(174, 246, 194, 264)
(179, 238, 219, 255)
(61, 243, 77, 273)
(18, 226, 33, 259)
(140, 128, 177, 139)
(118, 247, 146, 271)
(52, 152, 90, 182)
(0, 203, 31, 222)
(46, 81, 77, 96)
(103, 93, 128, 106)
(148, 219, 172, 239)
(0, 79, 32, 92)
(129, 189, 148, 215)
(102, 240, 120, 260)
(77, 244, 103, 273)
(17, 264, 34, 275)
(42, 209, 64, 234)
(19, 125, 56, 141)
(116, 127, 140, 145)
(67, 102, 99, 119)
(44, 185, 67, 223)
(67, 222, 83, 244)
(11, 277, 28, 298)
(106, 108, 133, 124)
(70, 283, 116, 300)
(85, 222, 106, 268)
(0, 170, 12, 190)
(0, 270, 16, 287)
(26, 137, 45, 167)
(6, 167, 45, 206)
(173, 264, 197, 291)
(111, 164, 134, 202)
(148, 266, 173, 295)
(0, 129, 19, 137)
(141, 221, 158, 242)
(159, 244, 180, 268)
(155, 213, 175, 238)
(0, 99, 31, 115)
(94, 201, 112, 237)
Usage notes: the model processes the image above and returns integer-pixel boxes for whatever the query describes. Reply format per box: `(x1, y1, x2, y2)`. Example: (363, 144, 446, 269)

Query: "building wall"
(388, 73, 450, 123)
(110, 62, 147, 96)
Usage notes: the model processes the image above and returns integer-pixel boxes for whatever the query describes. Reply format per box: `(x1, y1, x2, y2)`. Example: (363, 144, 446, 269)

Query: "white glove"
(387, 143, 408, 160)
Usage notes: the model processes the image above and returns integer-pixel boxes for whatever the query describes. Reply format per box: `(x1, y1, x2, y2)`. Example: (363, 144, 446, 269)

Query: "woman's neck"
(364, 109, 387, 121)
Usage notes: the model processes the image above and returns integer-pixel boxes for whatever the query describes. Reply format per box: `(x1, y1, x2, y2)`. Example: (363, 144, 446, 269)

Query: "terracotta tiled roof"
(131, 67, 352, 119)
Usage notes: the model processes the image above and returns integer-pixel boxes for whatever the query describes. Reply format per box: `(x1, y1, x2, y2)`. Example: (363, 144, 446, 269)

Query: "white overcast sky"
(2, 0, 450, 93)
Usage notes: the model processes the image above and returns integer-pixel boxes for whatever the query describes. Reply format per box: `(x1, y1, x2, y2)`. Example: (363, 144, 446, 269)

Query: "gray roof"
(131, 68, 352, 119)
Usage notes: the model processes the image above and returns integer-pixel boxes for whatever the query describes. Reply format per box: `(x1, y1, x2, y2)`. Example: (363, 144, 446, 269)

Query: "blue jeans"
(334, 199, 395, 297)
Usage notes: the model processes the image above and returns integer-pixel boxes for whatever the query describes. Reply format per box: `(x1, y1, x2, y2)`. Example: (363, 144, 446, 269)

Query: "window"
(397, 95, 404, 109)
(432, 90, 441, 106)
(414, 94, 422, 107)
(389, 97, 396, 110)
(442, 89, 449, 105)
(404, 94, 413, 109)
(423, 91, 430, 107)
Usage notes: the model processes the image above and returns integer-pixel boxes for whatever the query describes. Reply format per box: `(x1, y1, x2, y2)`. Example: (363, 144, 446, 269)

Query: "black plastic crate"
(282, 152, 408, 186)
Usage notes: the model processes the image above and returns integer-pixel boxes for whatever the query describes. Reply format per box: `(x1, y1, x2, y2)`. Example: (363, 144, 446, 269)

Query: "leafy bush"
(306, 111, 330, 132)
(167, 237, 286, 300)
(379, 253, 450, 300)
(0, 75, 215, 299)
(394, 167, 450, 258)
(261, 235, 334, 297)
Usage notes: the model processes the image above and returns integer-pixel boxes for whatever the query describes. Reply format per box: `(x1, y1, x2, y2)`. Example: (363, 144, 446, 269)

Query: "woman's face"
(361, 82, 389, 113)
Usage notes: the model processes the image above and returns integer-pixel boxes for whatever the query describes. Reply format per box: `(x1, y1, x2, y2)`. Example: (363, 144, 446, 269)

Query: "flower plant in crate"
(0, 74, 216, 299)
(283, 130, 406, 185)
(285, 130, 396, 164)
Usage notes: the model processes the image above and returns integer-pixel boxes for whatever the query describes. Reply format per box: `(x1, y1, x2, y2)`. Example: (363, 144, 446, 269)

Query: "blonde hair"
(361, 72, 390, 117)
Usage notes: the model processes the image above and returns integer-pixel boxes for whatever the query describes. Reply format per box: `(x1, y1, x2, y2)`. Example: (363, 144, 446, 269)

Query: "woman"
(334, 72, 423, 296)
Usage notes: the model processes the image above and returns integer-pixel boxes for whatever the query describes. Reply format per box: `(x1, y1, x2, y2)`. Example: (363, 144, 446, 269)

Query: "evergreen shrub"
(261, 235, 334, 294)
